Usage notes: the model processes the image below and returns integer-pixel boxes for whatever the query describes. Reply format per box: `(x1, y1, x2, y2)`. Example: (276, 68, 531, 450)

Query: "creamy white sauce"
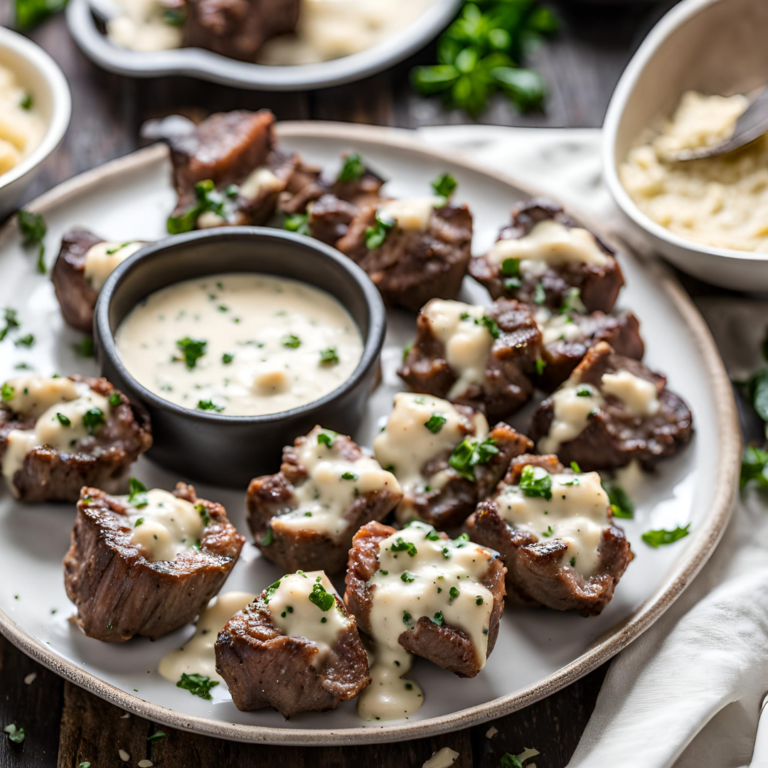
(422, 300, 494, 399)
(601, 370, 660, 418)
(114, 273, 363, 417)
(0, 64, 45, 176)
(535, 307, 583, 346)
(267, 571, 350, 658)
(487, 220, 608, 279)
(373, 393, 488, 523)
(159, 591, 257, 684)
(107, 0, 184, 52)
(259, 0, 439, 65)
(273, 427, 400, 538)
(122, 489, 205, 562)
(495, 466, 610, 576)
(378, 197, 442, 232)
(357, 521, 495, 722)
(1, 377, 112, 494)
(538, 377, 603, 456)
(423, 748, 460, 768)
(84, 241, 144, 292)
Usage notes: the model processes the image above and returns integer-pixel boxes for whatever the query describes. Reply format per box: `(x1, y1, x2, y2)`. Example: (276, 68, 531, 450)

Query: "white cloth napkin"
(416, 125, 768, 768)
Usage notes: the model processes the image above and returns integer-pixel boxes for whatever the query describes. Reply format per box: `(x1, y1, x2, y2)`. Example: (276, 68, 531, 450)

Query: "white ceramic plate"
(65, 0, 461, 90)
(0, 123, 739, 745)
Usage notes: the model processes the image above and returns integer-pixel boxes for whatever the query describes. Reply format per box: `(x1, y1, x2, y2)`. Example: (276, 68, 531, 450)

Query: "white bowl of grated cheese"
(0, 27, 71, 218)
(603, 0, 768, 292)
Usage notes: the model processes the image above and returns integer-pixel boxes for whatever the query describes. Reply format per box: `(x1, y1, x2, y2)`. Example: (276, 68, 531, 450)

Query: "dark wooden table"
(1, 2, 680, 766)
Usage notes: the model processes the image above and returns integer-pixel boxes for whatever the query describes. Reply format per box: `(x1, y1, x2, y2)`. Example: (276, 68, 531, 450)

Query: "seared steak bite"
(51, 230, 144, 334)
(536, 308, 644, 391)
(399, 298, 543, 421)
(344, 521, 505, 720)
(335, 196, 473, 312)
(466, 454, 632, 616)
(63, 482, 245, 642)
(182, 0, 300, 62)
(0, 376, 152, 503)
(215, 571, 369, 716)
(470, 198, 624, 314)
(247, 426, 402, 574)
(373, 393, 533, 530)
(167, 110, 296, 231)
(530, 341, 693, 471)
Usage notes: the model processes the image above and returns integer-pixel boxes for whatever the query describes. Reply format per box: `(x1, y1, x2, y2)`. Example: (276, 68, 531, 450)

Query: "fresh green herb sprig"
(519, 464, 552, 500)
(17, 210, 47, 273)
(309, 582, 336, 612)
(641, 525, 691, 548)
(449, 436, 499, 481)
(411, 1, 557, 117)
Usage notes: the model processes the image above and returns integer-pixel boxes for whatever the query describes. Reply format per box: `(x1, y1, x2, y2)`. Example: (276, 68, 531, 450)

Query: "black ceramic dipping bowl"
(94, 227, 386, 488)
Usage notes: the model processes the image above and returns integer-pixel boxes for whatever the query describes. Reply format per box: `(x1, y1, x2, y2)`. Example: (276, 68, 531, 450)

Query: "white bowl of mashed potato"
(603, 0, 768, 292)
(0, 27, 71, 217)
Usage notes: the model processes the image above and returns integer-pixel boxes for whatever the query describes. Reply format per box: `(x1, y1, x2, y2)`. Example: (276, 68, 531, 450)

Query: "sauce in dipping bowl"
(95, 228, 385, 487)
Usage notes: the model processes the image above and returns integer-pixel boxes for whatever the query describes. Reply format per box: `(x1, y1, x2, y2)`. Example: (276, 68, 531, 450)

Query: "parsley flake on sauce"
(128, 477, 149, 508)
(319, 347, 339, 365)
(449, 437, 499, 481)
(197, 399, 224, 412)
(175, 337, 207, 369)
(1, 383, 14, 401)
(281, 333, 301, 349)
(391, 537, 418, 557)
(309, 582, 336, 612)
(424, 414, 447, 433)
(82, 407, 105, 434)
(519, 465, 553, 500)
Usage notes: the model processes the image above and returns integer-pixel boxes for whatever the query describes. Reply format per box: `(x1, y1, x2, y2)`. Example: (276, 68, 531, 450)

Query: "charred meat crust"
(336, 203, 473, 312)
(51, 229, 104, 334)
(246, 429, 403, 574)
(399, 298, 543, 421)
(63, 483, 245, 642)
(344, 521, 506, 678)
(538, 310, 645, 391)
(405, 418, 534, 530)
(469, 198, 625, 314)
(0, 377, 153, 504)
(530, 342, 693, 470)
(466, 454, 633, 616)
(215, 592, 370, 716)
(181, 0, 300, 62)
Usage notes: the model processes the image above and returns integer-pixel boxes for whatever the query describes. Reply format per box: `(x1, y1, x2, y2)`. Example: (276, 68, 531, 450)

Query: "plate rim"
(64, 0, 462, 91)
(0, 122, 741, 745)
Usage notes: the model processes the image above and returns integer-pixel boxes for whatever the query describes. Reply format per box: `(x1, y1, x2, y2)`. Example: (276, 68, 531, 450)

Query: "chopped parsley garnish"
(480, 315, 501, 339)
(261, 528, 274, 546)
(1, 383, 13, 401)
(576, 387, 592, 397)
(167, 180, 232, 234)
(560, 286, 586, 314)
(18, 210, 47, 273)
(176, 672, 219, 700)
(147, 732, 166, 742)
(281, 333, 301, 349)
(128, 477, 148, 508)
(741, 444, 768, 488)
(284, 213, 310, 236)
(519, 465, 553, 500)
(134, 518, 144, 527)
(500, 257, 521, 278)
(425, 528, 441, 541)
(319, 347, 339, 365)
(391, 538, 418, 557)
(163, 7, 186, 25)
(4, 724, 24, 743)
(505, 276, 523, 291)
(14, 334, 34, 348)
(500, 754, 524, 768)
(449, 437, 499, 481)
(542, 525, 554, 537)
(535, 358, 547, 376)
(222, 352, 234, 364)
(402, 610, 412, 625)
(20, 92, 33, 110)
(197, 399, 224, 412)
(431, 172, 457, 199)
(82, 407, 105, 434)
(449, 586, 459, 602)
(56, 412, 71, 426)
(341, 471, 358, 481)
(317, 430, 337, 448)
(475, 596, 483, 606)
(532, 281, 547, 305)
(570, 461, 581, 473)
(106, 241, 133, 255)
(109, 392, 122, 407)
(196, 503, 211, 526)
(338, 153, 366, 182)
(432, 611, 444, 626)
(175, 337, 207, 369)
(642, 525, 691, 548)
(365, 209, 395, 250)
(401, 571, 415, 583)
(309, 582, 336, 611)
(264, 578, 281, 602)
(72, 337, 94, 358)
(0, 308, 20, 341)
(603, 481, 634, 519)
(424, 414, 446, 433)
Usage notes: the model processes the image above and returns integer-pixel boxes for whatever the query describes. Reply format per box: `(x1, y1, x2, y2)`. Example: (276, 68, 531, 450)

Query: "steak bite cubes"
(335, 193, 473, 312)
(374, 393, 533, 529)
(470, 198, 624, 314)
(467, 455, 633, 616)
(530, 341, 693, 471)
(344, 521, 506, 721)
(51, 230, 144, 333)
(167, 110, 296, 231)
(399, 298, 543, 421)
(215, 571, 369, 716)
(0, 376, 152, 503)
(63, 482, 245, 642)
(247, 426, 402, 574)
